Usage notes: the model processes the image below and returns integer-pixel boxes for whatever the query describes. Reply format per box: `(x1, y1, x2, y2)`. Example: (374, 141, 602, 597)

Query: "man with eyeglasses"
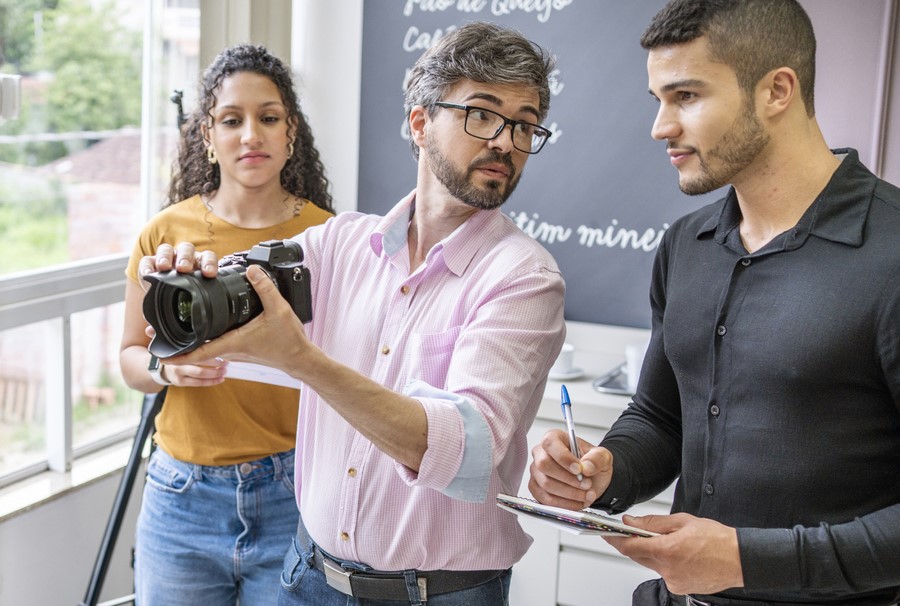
(139, 21, 565, 606)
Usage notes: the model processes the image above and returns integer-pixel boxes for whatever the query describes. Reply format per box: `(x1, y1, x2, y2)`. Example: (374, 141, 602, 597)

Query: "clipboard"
(496, 494, 657, 537)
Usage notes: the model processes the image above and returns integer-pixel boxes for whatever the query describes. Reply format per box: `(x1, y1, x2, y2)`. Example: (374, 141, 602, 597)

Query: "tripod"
(80, 388, 165, 606)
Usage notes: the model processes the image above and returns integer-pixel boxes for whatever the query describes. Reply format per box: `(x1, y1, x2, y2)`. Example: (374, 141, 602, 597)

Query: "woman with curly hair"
(119, 44, 333, 605)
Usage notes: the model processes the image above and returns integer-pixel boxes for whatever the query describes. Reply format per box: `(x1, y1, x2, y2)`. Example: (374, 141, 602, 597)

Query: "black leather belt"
(310, 545, 505, 601)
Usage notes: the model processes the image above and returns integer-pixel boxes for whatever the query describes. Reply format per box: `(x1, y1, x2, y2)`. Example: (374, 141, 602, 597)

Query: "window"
(0, 0, 200, 484)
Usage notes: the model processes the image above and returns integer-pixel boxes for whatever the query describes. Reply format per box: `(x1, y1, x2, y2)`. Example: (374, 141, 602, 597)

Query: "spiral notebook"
(496, 494, 658, 537)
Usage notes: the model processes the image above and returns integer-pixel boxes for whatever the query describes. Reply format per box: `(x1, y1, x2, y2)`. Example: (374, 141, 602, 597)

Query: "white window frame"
(0, 0, 291, 491)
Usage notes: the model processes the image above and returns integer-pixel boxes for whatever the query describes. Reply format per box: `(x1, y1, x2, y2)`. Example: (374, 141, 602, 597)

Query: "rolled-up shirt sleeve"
(396, 382, 492, 502)
(394, 265, 566, 503)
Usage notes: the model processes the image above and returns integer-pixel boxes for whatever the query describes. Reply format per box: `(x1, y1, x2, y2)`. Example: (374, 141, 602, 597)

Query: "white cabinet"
(508, 323, 673, 606)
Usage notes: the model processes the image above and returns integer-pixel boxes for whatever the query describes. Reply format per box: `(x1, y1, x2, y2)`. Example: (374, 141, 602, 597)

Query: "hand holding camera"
(141, 239, 313, 358)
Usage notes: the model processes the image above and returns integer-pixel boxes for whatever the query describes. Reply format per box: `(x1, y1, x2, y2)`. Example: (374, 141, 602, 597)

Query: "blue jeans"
(278, 517, 512, 606)
(135, 447, 299, 606)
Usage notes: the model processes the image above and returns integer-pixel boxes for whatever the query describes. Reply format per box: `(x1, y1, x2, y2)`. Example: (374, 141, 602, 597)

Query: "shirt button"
(347, 467, 357, 478)
(704, 483, 715, 496)
(400, 285, 410, 295)
(710, 404, 720, 416)
(741, 258, 752, 267)
(239, 462, 253, 474)
(716, 325, 727, 336)
(340, 532, 350, 541)
(381, 345, 390, 355)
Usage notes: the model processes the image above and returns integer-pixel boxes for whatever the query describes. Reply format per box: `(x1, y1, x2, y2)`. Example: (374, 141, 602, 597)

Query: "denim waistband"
(152, 447, 294, 482)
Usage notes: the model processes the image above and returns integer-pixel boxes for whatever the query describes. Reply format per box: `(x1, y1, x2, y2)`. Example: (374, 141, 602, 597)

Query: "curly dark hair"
(166, 44, 333, 212)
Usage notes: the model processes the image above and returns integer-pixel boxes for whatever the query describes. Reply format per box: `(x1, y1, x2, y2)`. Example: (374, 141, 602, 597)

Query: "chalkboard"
(358, 0, 720, 328)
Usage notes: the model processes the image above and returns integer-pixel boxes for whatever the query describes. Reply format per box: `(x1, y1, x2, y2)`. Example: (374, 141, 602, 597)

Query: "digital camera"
(142, 239, 312, 358)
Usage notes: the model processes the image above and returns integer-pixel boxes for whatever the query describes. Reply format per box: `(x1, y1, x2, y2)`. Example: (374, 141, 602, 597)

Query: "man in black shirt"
(528, 1, 900, 604)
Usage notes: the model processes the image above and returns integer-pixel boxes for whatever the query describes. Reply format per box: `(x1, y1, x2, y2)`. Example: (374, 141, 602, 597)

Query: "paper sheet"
(225, 361, 302, 389)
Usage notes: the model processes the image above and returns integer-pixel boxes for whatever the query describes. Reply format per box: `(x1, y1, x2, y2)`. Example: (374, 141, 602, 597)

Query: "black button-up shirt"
(598, 149, 900, 604)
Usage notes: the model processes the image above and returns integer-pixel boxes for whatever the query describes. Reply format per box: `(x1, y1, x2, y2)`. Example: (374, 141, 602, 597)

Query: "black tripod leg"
(80, 388, 165, 606)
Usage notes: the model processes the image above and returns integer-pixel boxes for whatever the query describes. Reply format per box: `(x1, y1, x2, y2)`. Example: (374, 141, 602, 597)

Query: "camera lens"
(142, 267, 261, 358)
(141, 239, 311, 358)
(175, 289, 193, 331)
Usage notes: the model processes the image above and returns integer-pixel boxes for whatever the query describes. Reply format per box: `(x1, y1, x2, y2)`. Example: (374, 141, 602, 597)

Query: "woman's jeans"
(134, 447, 299, 605)
(278, 515, 512, 606)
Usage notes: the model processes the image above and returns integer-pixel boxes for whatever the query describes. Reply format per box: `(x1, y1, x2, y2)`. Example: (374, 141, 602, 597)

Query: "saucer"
(548, 367, 585, 381)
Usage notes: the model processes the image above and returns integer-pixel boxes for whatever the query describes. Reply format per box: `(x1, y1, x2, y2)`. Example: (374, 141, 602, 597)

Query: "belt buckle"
(323, 558, 354, 596)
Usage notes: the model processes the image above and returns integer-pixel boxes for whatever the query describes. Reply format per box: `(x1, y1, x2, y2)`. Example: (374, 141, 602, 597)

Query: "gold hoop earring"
(287, 142, 294, 159)
(207, 145, 217, 165)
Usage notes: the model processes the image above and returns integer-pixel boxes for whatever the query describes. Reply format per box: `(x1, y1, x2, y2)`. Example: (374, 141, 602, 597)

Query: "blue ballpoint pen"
(560, 384, 583, 481)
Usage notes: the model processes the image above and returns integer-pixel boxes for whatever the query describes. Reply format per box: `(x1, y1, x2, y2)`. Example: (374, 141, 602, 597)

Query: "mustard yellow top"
(125, 195, 333, 465)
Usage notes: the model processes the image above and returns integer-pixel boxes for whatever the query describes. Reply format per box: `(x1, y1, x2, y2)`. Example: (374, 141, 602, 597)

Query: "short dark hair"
(640, 0, 816, 116)
(403, 21, 555, 160)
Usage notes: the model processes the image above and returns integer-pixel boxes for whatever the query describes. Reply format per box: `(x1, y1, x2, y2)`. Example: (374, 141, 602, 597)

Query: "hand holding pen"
(529, 388, 616, 511)
(560, 384, 583, 481)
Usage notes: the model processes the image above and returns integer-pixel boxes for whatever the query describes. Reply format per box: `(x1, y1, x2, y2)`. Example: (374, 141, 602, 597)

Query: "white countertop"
(536, 321, 650, 429)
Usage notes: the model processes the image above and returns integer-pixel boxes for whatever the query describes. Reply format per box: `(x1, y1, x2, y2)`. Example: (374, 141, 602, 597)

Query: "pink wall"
(803, 0, 899, 182)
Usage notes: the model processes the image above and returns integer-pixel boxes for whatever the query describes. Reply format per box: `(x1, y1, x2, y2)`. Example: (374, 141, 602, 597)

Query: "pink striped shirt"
(292, 191, 566, 571)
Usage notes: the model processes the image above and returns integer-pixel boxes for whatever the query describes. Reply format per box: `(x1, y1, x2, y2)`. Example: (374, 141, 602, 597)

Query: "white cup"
(625, 339, 649, 393)
(550, 342, 576, 377)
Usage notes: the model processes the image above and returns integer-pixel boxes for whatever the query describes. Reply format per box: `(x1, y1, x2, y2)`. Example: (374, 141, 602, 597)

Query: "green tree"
(0, 0, 59, 71)
(36, 0, 142, 132)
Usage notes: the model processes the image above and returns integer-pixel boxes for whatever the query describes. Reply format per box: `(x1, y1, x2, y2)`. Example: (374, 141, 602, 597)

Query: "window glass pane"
(0, 0, 200, 480)
(147, 0, 201, 213)
(0, 322, 48, 476)
(72, 302, 143, 449)
(0, 0, 145, 275)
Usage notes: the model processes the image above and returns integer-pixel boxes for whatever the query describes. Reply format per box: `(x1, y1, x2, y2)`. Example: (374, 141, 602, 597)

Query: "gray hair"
(403, 21, 555, 159)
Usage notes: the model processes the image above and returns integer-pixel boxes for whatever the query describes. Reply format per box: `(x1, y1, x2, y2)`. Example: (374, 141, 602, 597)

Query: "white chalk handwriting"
(490, 0, 574, 23)
(545, 122, 562, 144)
(401, 0, 574, 23)
(509, 211, 669, 252)
(403, 25, 457, 53)
(403, 0, 487, 16)
(549, 69, 564, 96)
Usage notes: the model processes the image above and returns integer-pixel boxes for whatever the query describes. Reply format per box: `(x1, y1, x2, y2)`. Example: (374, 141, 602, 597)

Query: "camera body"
(219, 239, 313, 324)
(142, 239, 312, 358)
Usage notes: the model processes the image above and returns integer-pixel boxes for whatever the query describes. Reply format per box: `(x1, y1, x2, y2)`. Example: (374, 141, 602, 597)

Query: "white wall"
(291, 0, 364, 214)
(0, 469, 143, 606)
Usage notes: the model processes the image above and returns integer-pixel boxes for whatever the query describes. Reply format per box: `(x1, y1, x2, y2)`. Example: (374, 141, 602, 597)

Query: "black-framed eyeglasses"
(433, 101, 551, 154)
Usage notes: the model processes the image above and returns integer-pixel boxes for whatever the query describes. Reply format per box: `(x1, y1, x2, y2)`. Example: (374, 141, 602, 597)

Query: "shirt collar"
(697, 148, 875, 250)
(368, 189, 500, 277)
